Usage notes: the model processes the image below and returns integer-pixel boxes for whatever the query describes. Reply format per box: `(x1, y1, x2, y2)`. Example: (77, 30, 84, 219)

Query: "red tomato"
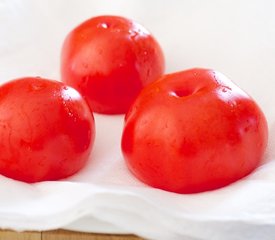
(121, 68, 268, 193)
(0, 77, 95, 183)
(61, 15, 165, 114)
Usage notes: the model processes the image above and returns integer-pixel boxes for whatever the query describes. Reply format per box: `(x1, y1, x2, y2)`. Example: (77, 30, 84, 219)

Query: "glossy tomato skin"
(0, 77, 95, 183)
(61, 15, 165, 114)
(121, 68, 268, 193)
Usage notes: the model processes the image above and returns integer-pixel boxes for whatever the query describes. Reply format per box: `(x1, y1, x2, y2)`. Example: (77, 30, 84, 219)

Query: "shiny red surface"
(61, 15, 165, 114)
(0, 77, 95, 182)
(121, 68, 268, 193)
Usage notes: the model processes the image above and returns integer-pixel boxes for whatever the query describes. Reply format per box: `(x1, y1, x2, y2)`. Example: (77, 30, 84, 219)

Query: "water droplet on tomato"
(222, 88, 227, 93)
(221, 86, 232, 93)
(129, 29, 138, 40)
(97, 23, 109, 29)
(30, 82, 45, 91)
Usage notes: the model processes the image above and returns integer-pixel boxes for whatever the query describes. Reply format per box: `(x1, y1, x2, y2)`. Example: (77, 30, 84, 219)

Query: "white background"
(1, 1, 275, 239)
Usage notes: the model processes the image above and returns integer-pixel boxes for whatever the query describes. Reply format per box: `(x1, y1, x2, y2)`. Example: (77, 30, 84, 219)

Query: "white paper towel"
(1, 0, 275, 239)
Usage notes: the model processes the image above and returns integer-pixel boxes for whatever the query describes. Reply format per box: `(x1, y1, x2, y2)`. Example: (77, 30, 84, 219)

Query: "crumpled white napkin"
(1, 0, 275, 239)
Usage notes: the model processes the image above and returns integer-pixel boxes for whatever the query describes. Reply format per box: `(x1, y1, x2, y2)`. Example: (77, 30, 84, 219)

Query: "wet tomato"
(61, 15, 165, 114)
(121, 68, 268, 193)
(0, 77, 95, 182)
